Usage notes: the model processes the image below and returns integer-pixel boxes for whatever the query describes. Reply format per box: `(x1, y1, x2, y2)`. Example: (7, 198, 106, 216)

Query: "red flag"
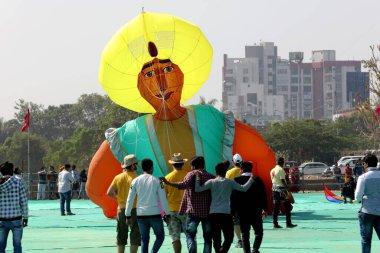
(21, 109, 30, 132)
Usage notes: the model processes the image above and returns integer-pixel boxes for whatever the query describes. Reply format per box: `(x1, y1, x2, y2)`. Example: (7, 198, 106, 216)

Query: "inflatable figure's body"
(87, 107, 275, 218)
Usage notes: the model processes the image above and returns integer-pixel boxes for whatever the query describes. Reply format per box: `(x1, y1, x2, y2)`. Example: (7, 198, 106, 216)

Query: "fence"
(19, 173, 87, 200)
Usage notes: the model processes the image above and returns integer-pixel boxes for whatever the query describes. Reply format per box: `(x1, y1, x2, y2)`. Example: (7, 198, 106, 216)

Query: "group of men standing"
(107, 152, 280, 253)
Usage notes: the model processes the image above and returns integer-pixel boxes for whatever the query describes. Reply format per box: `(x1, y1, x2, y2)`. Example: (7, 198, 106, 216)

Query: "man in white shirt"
(58, 164, 75, 216)
(125, 158, 170, 253)
(355, 153, 380, 253)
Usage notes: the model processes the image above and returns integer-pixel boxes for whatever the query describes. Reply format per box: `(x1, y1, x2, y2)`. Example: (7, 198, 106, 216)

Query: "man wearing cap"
(270, 157, 297, 229)
(162, 156, 215, 253)
(164, 153, 189, 253)
(107, 155, 140, 253)
(226, 153, 244, 248)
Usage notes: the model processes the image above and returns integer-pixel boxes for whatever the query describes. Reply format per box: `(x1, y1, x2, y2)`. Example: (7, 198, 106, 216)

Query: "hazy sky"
(1, 0, 379, 120)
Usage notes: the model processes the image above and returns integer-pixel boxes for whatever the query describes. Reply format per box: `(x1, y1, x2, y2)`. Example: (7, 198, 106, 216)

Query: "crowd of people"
(35, 165, 88, 200)
(1, 153, 379, 253)
(107, 153, 297, 253)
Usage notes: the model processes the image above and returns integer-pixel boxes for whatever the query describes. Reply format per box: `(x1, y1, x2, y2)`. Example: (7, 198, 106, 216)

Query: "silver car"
(299, 162, 330, 176)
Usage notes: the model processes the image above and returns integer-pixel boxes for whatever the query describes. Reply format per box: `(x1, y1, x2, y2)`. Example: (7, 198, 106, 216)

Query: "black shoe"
(61, 213, 66, 216)
(67, 212, 75, 215)
(235, 240, 242, 248)
(252, 249, 260, 253)
(286, 223, 297, 228)
(273, 223, 283, 229)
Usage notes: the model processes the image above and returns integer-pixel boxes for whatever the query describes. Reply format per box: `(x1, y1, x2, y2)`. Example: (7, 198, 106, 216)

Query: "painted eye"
(144, 70, 155, 78)
(163, 66, 174, 73)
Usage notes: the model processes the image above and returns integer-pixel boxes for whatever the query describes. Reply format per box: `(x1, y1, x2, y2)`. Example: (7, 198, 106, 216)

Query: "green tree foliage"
(0, 133, 47, 173)
(263, 119, 363, 164)
(198, 96, 218, 107)
(1, 94, 138, 170)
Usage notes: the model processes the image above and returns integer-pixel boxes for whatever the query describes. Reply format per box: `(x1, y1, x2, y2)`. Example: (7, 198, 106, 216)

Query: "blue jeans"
(185, 215, 212, 253)
(59, 190, 72, 214)
(137, 217, 164, 253)
(0, 219, 23, 253)
(359, 212, 380, 253)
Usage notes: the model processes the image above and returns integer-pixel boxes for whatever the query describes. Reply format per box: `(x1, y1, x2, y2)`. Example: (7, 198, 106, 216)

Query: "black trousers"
(240, 210, 264, 253)
(209, 213, 234, 253)
(272, 191, 292, 225)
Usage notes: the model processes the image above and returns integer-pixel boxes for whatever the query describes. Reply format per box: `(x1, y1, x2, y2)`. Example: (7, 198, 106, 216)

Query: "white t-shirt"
(270, 165, 286, 187)
(58, 170, 74, 193)
(125, 173, 170, 217)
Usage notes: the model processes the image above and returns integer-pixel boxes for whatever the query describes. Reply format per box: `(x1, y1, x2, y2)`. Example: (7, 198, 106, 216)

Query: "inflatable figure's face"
(138, 58, 184, 111)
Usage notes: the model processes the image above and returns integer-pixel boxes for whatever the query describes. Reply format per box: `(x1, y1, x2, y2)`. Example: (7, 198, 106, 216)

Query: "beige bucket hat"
(168, 153, 188, 164)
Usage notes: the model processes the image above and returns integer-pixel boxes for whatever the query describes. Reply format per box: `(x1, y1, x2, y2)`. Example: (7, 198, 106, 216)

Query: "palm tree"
(198, 96, 218, 107)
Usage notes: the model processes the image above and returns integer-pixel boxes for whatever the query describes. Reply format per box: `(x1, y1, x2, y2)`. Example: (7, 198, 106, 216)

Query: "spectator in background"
(333, 162, 342, 184)
(0, 161, 28, 253)
(13, 167, 23, 180)
(58, 164, 75, 216)
(71, 165, 80, 199)
(344, 163, 353, 183)
(47, 166, 58, 200)
(78, 169, 88, 200)
(355, 153, 380, 253)
(37, 167, 47, 200)
(270, 157, 297, 229)
(341, 176, 356, 204)
(225, 153, 244, 248)
(354, 159, 364, 182)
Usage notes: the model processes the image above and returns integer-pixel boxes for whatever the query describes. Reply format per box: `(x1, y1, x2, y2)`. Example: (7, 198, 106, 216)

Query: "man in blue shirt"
(355, 153, 380, 253)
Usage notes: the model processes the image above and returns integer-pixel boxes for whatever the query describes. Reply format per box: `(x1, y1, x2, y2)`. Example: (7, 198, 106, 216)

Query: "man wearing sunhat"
(164, 153, 189, 253)
(107, 155, 140, 253)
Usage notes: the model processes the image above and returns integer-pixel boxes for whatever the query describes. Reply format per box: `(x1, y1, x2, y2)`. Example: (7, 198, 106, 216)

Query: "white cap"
(233, 154, 243, 165)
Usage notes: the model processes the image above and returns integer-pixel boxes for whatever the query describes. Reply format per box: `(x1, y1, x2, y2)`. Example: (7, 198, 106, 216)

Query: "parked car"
(322, 167, 333, 177)
(337, 156, 363, 167)
(299, 162, 329, 176)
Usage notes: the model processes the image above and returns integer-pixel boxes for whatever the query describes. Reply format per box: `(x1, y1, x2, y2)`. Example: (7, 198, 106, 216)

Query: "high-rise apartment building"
(223, 45, 368, 125)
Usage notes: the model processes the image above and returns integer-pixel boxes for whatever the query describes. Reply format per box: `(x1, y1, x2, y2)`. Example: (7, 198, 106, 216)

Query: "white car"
(337, 155, 363, 167)
(299, 162, 330, 176)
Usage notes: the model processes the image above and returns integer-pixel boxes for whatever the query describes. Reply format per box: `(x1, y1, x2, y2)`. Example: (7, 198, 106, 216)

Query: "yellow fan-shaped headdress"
(99, 12, 213, 113)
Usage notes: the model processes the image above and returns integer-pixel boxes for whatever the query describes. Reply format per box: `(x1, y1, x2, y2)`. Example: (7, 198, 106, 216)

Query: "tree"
(263, 119, 362, 164)
(356, 45, 380, 149)
(198, 96, 218, 107)
(0, 133, 48, 173)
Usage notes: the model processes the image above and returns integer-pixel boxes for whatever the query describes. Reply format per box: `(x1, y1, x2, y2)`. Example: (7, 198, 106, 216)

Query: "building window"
(243, 68, 249, 74)
(303, 68, 311, 75)
(303, 86, 311, 92)
(243, 77, 249, 83)
(291, 77, 299, 83)
(303, 77, 311, 84)
(291, 87, 298, 92)
(226, 69, 233, 74)
(278, 69, 288, 74)
(247, 93, 257, 104)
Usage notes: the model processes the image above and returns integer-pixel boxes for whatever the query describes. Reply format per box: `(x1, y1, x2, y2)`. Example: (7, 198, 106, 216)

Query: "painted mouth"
(155, 91, 174, 100)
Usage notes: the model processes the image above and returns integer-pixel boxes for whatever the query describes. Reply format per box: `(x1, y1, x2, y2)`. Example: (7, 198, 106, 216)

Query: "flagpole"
(27, 123, 30, 198)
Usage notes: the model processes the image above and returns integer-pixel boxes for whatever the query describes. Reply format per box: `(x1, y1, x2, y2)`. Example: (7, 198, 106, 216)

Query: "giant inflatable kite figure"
(86, 12, 276, 218)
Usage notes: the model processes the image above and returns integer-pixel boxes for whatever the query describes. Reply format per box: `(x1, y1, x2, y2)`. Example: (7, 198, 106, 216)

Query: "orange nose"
(155, 72, 168, 92)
